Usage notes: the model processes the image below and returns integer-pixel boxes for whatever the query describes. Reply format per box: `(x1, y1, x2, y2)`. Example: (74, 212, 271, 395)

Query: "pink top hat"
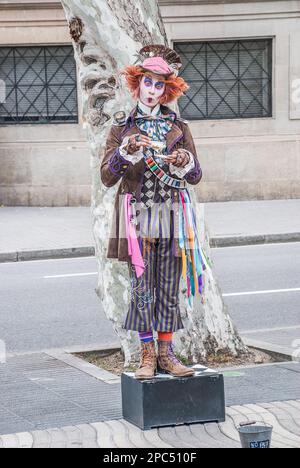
(141, 56, 174, 76)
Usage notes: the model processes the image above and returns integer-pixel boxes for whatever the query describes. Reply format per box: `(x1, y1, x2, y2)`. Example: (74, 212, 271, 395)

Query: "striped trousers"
(123, 205, 184, 332)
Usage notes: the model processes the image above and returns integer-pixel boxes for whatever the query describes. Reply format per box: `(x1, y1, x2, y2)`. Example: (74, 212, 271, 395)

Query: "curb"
(0, 246, 95, 263)
(6, 343, 122, 384)
(45, 345, 121, 385)
(210, 232, 300, 248)
(242, 336, 296, 362)
(1, 232, 300, 263)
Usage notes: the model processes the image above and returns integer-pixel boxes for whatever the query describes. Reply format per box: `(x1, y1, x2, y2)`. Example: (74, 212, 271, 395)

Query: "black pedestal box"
(121, 365, 225, 430)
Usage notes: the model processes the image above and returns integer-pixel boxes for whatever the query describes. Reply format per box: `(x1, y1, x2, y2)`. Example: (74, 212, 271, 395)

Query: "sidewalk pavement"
(0, 349, 300, 448)
(0, 199, 300, 262)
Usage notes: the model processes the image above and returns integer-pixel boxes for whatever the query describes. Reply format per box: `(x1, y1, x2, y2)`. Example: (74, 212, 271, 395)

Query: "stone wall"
(0, 0, 299, 205)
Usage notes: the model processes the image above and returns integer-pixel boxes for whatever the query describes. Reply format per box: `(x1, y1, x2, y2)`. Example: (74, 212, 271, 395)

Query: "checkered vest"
(134, 107, 178, 209)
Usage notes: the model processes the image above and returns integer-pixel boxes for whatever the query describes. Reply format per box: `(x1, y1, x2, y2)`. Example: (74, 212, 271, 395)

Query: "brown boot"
(157, 341, 195, 377)
(135, 340, 157, 380)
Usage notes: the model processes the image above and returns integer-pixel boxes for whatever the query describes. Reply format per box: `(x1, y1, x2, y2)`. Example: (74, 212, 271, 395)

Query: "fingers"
(136, 136, 152, 146)
(128, 134, 152, 152)
(136, 140, 151, 149)
(163, 156, 177, 164)
(125, 134, 189, 168)
(164, 150, 189, 167)
(163, 151, 177, 164)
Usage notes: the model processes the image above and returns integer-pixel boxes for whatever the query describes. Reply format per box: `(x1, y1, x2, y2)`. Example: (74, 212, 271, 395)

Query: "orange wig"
(121, 65, 189, 105)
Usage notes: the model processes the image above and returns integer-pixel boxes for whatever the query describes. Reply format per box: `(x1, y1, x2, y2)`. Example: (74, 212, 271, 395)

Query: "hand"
(163, 149, 190, 168)
(124, 134, 152, 155)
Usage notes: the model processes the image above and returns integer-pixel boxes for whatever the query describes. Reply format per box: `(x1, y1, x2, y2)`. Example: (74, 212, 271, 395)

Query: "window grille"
(0, 45, 78, 124)
(174, 39, 272, 120)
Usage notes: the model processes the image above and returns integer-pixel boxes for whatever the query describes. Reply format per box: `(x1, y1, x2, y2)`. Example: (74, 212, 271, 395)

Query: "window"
(174, 39, 272, 120)
(0, 45, 78, 124)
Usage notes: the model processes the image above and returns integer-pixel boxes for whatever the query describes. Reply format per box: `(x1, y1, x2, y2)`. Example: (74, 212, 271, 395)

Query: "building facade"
(0, 0, 299, 206)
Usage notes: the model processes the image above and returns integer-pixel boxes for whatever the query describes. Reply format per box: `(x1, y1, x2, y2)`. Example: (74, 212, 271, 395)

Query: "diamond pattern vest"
(134, 106, 179, 209)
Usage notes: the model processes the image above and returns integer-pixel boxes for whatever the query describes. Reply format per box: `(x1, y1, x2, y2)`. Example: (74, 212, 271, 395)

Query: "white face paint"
(139, 73, 166, 108)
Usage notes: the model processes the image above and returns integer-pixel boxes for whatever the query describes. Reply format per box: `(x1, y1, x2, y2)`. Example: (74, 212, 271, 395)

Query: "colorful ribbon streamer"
(124, 194, 145, 278)
(178, 189, 208, 305)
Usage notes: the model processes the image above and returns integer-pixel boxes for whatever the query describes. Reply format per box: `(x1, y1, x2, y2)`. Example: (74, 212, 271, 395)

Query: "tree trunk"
(60, 0, 248, 365)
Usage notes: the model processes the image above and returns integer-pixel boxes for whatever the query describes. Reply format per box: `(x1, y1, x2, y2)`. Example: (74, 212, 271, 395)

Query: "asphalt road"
(0, 242, 299, 354)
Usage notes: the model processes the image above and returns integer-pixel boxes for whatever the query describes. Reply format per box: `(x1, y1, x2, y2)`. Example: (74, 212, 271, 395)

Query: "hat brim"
(140, 66, 174, 78)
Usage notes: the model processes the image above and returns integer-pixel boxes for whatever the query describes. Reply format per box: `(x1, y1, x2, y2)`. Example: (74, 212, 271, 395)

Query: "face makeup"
(139, 73, 166, 108)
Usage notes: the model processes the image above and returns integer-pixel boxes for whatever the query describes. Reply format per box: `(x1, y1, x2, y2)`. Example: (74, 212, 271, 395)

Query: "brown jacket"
(100, 104, 203, 262)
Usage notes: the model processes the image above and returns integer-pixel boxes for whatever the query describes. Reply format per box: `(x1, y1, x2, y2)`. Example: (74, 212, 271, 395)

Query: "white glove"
(119, 135, 144, 164)
(169, 150, 195, 178)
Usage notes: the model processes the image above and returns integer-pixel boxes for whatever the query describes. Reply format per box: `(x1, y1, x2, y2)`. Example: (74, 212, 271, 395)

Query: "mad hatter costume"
(101, 45, 208, 379)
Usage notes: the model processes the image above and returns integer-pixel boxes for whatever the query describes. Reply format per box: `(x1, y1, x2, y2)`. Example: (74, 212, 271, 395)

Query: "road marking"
(43, 274, 300, 302)
(44, 272, 97, 279)
(242, 324, 300, 334)
(223, 287, 300, 297)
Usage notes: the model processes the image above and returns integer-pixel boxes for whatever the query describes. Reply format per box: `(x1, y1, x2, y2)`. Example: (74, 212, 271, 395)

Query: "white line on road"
(43, 273, 300, 300)
(44, 272, 97, 279)
(223, 287, 300, 297)
(242, 324, 300, 334)
(43, 273, 300, 299)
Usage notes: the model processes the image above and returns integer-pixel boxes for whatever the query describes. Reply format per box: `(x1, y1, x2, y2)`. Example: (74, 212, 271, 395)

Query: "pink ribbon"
(124, 194, 145, 278)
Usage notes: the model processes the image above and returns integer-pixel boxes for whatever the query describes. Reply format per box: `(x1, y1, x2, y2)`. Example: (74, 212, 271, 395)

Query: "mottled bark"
(61, 0, 248, 365)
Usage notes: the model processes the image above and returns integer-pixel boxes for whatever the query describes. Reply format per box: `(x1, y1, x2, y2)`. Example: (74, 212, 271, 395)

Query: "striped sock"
(157, 332, 173, 342)
(139, 331, 154, 343)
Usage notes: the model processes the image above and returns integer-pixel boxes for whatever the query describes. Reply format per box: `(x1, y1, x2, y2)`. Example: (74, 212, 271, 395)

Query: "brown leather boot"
(157, 341, 195, 377)
(135, 340, 157, 380)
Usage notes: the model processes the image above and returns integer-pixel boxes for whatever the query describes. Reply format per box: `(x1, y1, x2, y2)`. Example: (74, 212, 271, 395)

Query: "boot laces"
(141, 342, 155, 367)
(167, 342, 181, 365)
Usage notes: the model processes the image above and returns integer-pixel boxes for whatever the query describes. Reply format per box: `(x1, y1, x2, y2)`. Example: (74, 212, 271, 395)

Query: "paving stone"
(218, 412, 241, 443)
(46, 428, 68, 448)
(157, 426, 186, 448)
(15, 431, 34, 448)
(75, 424, 99, 448)
(104, 420, 138, 448)
(31, 429, 52, 448)
(91, 421, 118, 449)
(0, 433, 20, 448)
(141, 428, 172, 449)
(174, 424, 212, 448)
(204, 422, 240, 448)
(62, 426, 83, 448)
(121, 420, 156, 448)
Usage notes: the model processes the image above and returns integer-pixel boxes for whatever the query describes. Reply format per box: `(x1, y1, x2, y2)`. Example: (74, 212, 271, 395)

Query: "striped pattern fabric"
(123, 234, 184, 332)
(138, 331, 154, 343)
(139, 202, 172, 240)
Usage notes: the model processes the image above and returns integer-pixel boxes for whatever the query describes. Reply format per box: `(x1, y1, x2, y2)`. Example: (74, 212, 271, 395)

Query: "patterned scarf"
(134, 103, 176, 144)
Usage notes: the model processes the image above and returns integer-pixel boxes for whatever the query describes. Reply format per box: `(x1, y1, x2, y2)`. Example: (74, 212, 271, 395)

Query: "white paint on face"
(139, 73, 166, 108)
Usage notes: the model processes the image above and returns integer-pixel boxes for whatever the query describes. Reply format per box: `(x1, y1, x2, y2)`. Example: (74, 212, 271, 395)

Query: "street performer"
(101, 44, 207, 380)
